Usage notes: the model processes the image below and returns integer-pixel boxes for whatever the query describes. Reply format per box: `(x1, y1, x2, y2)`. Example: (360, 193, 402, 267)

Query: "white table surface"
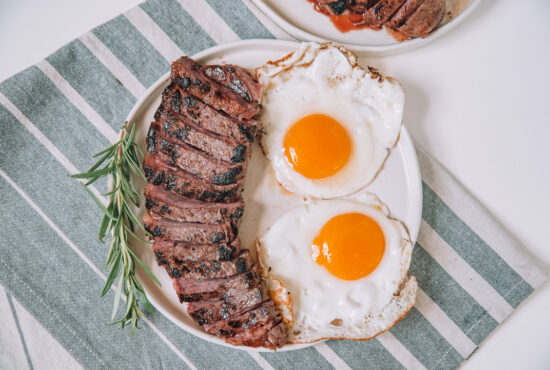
(1, 0, 549, 369)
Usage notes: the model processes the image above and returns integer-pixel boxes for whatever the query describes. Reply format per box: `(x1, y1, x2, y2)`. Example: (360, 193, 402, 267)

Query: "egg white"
(256, 43, 405, 199)
(257, 193, 416, 343)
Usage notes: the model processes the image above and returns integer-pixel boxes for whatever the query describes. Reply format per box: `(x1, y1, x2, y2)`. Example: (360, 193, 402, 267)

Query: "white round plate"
(250, 0, 481, 55)
(126, 39, 422, 351)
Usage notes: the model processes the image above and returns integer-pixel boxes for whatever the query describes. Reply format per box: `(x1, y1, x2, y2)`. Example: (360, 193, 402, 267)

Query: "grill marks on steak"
(143, 57, 287, 348)
(145, 184, 244, 227)
(147, 124, 245, 186)
(161, 249, 253, 280)
(144, 153, 244, 203)
(171, 57, 261, 121)
(357, 0, 407, 29)
(159, 85, 260, 143)
(154, 106, 249, 164)
(313, 0, 445, 38)
(153, 240, 239, 263)
(144, 213, 234, 244)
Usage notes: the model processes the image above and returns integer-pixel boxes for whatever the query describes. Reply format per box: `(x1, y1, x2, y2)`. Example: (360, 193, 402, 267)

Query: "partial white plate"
(250, 0, 481, 55)
(125, 39, 422, 351)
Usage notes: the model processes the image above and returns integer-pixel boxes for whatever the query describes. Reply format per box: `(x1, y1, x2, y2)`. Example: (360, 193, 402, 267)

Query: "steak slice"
(202, 65, 262, 105)
(187, 286, 267, 324)
(203, 300, 278, 334)
(349, 0, 379, 13)
(386, 0, 423, 28)
(143, 213, 235, 244)
(159, 85, 260, 143)
(206, 301, 286, 349)
(147, 124, 245, 186)
(356, 0, 407, 28)
(263, 323, 289, 349)
(153, 240, 239, 263)
(155, 107, 249, 164)
(398, 0, 444, 38)
(145, 184, 244, 227)
(144, 154, 244, 203)
(175, 268, 262, 303)
(162, 249, 253, 280)
(171, 57, 261, 121)
(314, 0, 351, 15)
(224, 321, 284, 349)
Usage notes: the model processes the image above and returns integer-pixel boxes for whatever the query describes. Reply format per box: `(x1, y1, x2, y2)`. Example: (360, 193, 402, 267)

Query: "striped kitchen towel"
(0, 0, 547, 369)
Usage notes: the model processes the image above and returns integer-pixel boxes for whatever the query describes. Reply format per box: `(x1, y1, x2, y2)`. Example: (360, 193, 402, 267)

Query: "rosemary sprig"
(72, 122, 160, 334)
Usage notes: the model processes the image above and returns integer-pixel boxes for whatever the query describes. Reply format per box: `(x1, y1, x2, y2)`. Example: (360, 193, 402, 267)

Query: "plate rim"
(249, 0, 482, 55)
(125, 39, 422, 352)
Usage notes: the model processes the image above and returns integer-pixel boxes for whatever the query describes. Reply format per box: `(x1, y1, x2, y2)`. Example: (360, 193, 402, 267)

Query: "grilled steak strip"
(171, 57, 261, 121)
(155, 107, 249, 164)
(187, 286, 268, 323)
(356, 0, 407, 28)
(144, 154, 244, 203)
(145, 184, 244, 227)
(398, 0, 445, 38)
(158, 85, 260, 143)
(153, 240, 239, 263)
(174, 268, 262, 303)
(147, 124, 246, 186)
(144, 213, 234, 244)
(224, 321, 284, 349)
(348, 0, 379, 13)
(161, 249, 253, 280)
(386, 0, 423, 28)
(203, 300, 278, 334)
(202, 65, 263, 104)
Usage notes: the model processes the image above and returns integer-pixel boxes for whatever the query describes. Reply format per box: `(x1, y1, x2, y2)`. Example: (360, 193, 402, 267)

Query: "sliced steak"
(187, 287, 267, 325)
(386, 0, 423, 28)
(203, 300, 278, 335)
(398, 0, 444, 38)
(153, 240, 239, 263)
(202, 65, 262, 104)
(349, 0, 379, 13)
(145, 184, 244, 227)
(144, 154, 244, 203)
(356, 0, 407, 28)
(175, 268, 261, 303)
(155, 107, 249, 164)
(162, 249, 253, 280)
(147, 124, 245, 186)
(224, 321, 284, 349)
(143, 213, 234, 244)
(263, 323, 289, 349)
(315, 0, 351, 15)
(171, 57, 261, 121)
(158, 85, 260, 143)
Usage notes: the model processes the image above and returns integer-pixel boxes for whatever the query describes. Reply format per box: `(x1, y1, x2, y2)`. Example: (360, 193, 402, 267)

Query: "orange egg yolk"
(283, 114, 351, 179)
(312, 213, 385, 280)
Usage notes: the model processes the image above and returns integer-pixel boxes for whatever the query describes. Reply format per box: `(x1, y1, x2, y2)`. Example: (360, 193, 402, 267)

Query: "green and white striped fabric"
(0, 1, 546, 369)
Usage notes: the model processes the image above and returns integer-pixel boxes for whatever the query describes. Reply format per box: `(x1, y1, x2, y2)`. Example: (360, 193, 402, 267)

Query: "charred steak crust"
(143, 57, 287, 348)
(144, 153, 244, 203)
(170, 57, 261, 121)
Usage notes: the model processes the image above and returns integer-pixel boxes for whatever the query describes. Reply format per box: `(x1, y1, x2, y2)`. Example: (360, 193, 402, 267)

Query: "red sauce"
(307, 0, 375, 33)
(328, 13, 374, 33)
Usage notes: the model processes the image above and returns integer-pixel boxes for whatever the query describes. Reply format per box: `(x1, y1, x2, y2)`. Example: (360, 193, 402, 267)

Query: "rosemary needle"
(72, 122, 160, 334)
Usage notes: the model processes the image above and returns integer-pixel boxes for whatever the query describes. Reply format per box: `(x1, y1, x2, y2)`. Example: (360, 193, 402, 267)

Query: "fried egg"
(257, 193, 417, 343)
(256, 43, 404, 199)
